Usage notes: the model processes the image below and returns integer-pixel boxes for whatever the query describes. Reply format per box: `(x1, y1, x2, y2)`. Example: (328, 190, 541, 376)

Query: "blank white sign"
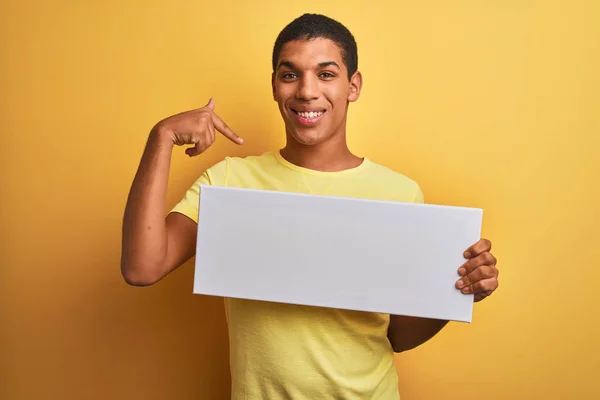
(194, 185, 482, 322)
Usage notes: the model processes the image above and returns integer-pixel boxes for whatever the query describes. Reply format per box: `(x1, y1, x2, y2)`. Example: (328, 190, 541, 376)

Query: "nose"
(296, 75, 319, 101)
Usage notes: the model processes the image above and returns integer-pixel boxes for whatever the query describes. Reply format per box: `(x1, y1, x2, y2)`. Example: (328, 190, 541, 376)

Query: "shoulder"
(203, 152, 276, 185)
(225, 152, 277, 170)
(363, 159, 424, 203)
(363, 159, 420, 188)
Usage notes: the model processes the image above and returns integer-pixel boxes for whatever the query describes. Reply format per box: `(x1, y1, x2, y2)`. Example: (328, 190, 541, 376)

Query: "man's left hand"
(456, 239, 499, 302)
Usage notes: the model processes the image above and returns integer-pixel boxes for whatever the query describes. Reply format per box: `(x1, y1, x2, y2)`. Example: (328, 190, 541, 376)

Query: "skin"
(120, 37, 499, 353)
(272, 38, 363, 172)
(120, 99, 242, 286)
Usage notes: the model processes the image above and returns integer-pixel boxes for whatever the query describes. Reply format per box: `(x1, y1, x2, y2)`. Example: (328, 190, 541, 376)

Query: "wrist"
(150, 122, 175, 148)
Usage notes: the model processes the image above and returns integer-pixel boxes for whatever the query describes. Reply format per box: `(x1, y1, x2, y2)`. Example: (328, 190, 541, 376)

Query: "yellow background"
(1, 1, 598, 399)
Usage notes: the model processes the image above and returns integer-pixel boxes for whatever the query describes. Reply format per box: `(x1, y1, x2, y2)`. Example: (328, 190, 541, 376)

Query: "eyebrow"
(277, 61, 341, 70)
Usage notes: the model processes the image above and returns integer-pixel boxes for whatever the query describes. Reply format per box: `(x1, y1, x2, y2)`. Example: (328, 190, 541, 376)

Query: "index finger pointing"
(211, 113, 244, 144)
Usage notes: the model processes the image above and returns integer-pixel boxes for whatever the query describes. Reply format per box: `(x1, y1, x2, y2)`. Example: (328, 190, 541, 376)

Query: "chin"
(290, 130, 329, 146)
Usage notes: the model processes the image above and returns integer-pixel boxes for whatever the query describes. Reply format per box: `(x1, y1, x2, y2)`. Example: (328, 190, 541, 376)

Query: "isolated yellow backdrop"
(1, 1, 598, 399)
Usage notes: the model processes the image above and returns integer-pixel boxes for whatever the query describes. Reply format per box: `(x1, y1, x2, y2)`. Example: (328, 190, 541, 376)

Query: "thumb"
(206, 98, 215, 110)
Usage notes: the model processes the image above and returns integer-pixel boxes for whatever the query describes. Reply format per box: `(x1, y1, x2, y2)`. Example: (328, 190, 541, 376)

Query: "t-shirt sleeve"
(169, 158, 229, 223)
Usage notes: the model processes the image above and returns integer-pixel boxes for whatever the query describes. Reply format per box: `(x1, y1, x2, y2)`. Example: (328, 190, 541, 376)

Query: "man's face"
(272, 38, 362, 146)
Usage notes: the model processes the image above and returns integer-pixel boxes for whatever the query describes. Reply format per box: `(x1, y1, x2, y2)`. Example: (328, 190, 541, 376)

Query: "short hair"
(272, 13, 358, 80)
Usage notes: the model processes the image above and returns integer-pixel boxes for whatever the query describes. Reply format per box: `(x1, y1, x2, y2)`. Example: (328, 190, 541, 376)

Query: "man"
(121, 13, 499, 399)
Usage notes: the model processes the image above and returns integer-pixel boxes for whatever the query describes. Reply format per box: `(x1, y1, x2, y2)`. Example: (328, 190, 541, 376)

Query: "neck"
(280, 134, 363, 172)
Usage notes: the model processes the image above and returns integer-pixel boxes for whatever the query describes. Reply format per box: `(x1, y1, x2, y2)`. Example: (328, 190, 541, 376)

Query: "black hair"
(272, 13, 358, 80)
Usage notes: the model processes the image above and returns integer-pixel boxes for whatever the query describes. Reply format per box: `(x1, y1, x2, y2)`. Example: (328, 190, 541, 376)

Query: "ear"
(271, 72, 277, 101)
(347, 71, 362, 102)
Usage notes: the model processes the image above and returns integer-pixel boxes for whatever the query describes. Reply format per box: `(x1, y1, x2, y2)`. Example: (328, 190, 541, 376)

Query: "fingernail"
(457, 280, 464, 288)
(464, 251, 471, 258)
(458, 268, 466, 275)
(462, 287, 470, 294)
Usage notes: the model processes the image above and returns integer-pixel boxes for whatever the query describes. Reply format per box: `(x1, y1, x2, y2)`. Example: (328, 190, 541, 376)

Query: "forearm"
(387, 315, 449, 353)
(121, 126, 174, 285)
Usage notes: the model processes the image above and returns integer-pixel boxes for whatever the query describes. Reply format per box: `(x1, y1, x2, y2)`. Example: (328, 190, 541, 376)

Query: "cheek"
(275, 87, 293, 107)
(325, 86, 349, 106)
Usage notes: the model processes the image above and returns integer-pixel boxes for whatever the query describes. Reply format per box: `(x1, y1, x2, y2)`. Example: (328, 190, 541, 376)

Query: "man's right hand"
(154, 98, 244, 156)
(122, 98, 243, 286)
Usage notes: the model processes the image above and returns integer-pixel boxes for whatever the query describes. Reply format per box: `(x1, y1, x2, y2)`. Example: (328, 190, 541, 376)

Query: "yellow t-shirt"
(171, 151, 423, 400)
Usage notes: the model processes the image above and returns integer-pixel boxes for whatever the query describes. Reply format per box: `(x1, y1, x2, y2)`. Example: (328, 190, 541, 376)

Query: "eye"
(319, 72, 335, 79)
(281, 72, 297, 80)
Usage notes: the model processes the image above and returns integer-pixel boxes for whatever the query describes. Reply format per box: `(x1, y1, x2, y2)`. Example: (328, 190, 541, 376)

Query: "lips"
(291, 108, 326, 125)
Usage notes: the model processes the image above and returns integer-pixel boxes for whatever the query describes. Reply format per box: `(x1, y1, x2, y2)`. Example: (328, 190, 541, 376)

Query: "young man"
(121, 13, 499, 399)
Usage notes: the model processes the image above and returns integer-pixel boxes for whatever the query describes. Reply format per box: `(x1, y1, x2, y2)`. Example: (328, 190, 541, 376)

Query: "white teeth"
(298, 111, 323, 118)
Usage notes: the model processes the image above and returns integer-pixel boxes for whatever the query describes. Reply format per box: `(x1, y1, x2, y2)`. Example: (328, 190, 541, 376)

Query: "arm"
(387, 316, 449, 353)
(120, 128, 197, 286)
(388, 239, 500, 352)
(120, 98, 243, 286)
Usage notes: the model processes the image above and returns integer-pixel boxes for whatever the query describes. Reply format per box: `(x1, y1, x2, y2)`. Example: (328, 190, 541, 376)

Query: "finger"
(185, 143, 199, 157)
(456, 265, 497, 292)
(185, 138, 203, 157)
(188, 98, 214, 114)
(211, 113, 244, 144)
(474, 290, 493, 302)
(206, 98, 215, 110)
(468, 278, 499, 295)
(208, 120, 216, 144)
(185, 144, 198, 157)
(458, 251, 496, 276)
(464, 238, 492, 259)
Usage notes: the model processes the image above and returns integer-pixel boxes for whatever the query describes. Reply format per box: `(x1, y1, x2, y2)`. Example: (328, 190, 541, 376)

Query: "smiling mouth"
(291, 109, 326, 124)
